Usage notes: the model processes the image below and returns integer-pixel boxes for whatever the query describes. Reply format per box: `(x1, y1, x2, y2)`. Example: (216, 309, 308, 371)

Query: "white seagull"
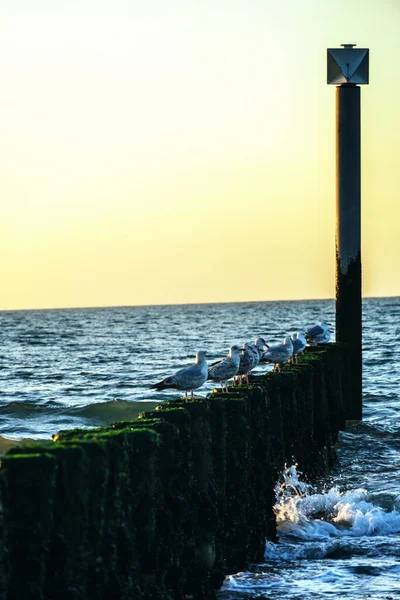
(236, 342, 259, 384)
(254, 337, 269, 361)
(305, 322, 331, 345)
(208, 345, 242, 392)
(291, 331, 307, 363)
(149, 350, 208, 401)
(262, 336, 293, 372)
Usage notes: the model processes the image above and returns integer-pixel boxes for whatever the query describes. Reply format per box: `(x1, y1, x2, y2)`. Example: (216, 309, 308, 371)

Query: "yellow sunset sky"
(1, 1, 399, 310)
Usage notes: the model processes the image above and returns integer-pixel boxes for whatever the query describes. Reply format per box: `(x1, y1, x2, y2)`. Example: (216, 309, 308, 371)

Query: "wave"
(13, 371, 35, 379)
(0, 401, 64, 417)
(0, 399, 161, 423)
(267, 465, 400, 556)
(72, 399, 160, 420)
(220, 459, 400, 599)
(15, 338, 51, 346)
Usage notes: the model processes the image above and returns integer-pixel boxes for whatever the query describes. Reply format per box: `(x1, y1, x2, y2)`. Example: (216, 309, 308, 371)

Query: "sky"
(1, 0, 399, 310)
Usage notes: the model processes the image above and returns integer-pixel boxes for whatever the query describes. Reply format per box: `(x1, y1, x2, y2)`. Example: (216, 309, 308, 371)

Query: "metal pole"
(336, 84, 362, 420)
(328, 43, 368, 421)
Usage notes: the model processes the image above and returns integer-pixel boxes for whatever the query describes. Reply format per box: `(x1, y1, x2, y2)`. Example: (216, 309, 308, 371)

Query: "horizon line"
(1, 294, 399, 313)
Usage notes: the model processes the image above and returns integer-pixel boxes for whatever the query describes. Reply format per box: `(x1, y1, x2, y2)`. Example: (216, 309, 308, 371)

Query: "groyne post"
(0, 345, 351, 599)
(327, 43, 369, 420)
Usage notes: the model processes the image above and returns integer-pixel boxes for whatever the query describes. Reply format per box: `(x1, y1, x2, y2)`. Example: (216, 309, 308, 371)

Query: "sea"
(1, 297, 400, 599)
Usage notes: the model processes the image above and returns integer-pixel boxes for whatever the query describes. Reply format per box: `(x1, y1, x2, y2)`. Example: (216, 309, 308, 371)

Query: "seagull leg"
(184, 390, 188, 402)
(190, 389, 194, 399)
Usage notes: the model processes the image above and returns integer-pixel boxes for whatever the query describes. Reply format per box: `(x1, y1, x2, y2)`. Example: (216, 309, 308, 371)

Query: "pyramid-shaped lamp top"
(327, 44, 369, 85)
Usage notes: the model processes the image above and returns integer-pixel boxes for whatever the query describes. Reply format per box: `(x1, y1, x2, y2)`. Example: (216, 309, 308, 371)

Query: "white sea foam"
(270, 465, 400, 549)
(223, 571, 282, 592)
(221, 457, 400, 598)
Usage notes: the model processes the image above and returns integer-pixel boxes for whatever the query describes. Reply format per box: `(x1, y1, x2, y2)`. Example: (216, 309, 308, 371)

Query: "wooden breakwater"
(0, 344, 350, 600)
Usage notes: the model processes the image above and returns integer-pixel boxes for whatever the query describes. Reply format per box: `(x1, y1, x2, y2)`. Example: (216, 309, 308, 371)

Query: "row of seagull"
(150, 321, 331, 400)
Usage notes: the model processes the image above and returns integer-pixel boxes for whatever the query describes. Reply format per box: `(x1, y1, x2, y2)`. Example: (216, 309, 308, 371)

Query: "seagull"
(245, 337, 269, 375)
(291, 331, 307, 363)
(208, 345, 242, 393)
(254, 337, 269, 361)
(262, 336, 293, 372)
(316, 328, 331, 343)
(236, 342, 259, 384)
(305, 322, 331, 345)
(149, 350, 208, 401)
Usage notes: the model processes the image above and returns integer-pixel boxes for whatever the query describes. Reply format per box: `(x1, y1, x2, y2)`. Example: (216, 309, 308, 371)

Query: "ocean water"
(1, 297, 400, 599)
(0, 299, 336, 441)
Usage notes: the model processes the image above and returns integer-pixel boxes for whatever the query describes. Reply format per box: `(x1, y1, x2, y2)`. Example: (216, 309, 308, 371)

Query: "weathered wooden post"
(327, 44, 369, 420)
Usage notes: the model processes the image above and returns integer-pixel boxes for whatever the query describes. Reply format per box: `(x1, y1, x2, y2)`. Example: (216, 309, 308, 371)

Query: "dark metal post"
(327, 44, 369, 421)
(336, 84, 362, 420)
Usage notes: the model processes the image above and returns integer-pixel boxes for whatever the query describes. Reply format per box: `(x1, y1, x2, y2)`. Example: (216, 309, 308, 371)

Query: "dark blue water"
(1, 297, 400, 598)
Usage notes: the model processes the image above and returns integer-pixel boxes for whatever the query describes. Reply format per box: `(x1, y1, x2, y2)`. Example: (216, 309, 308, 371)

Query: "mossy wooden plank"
(223, 395, 252, 573)
(1, 452, 57, 600)
(0, 470, 6, 597)
(43, 444, 90, 600)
